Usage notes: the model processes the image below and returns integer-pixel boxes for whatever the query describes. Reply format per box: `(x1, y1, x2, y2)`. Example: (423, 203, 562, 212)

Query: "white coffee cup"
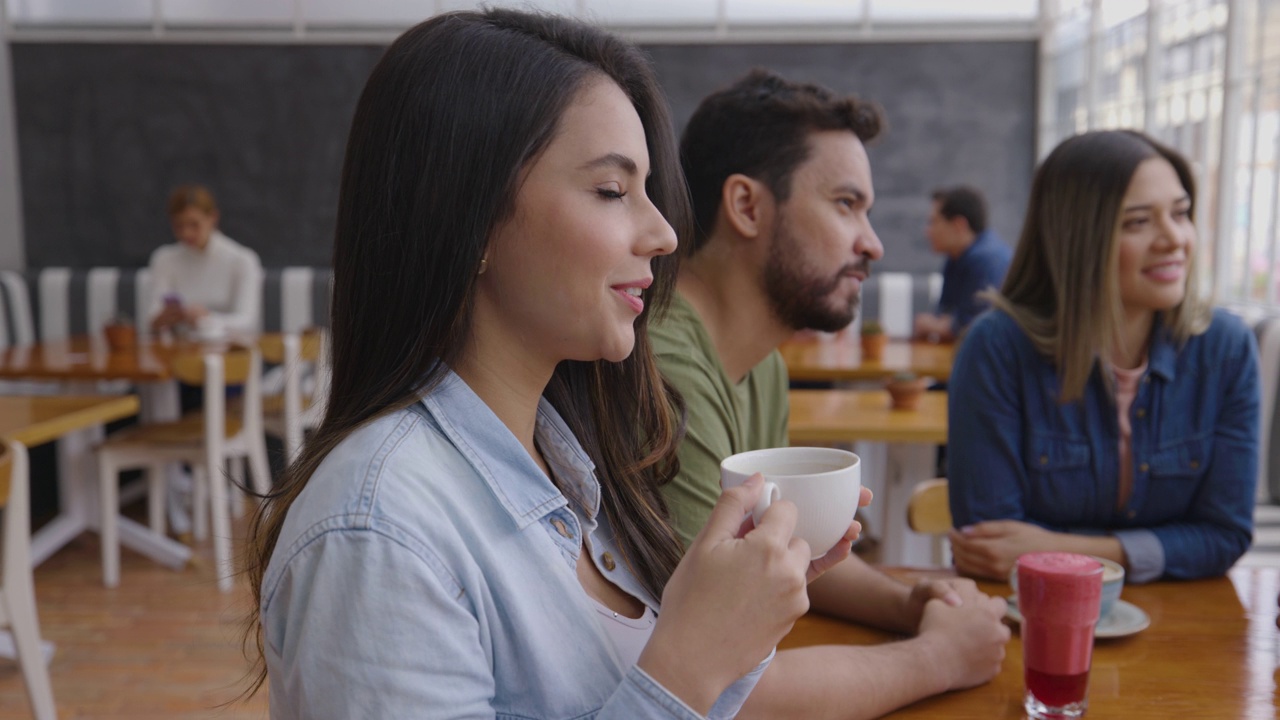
(720, 447, 861, 559)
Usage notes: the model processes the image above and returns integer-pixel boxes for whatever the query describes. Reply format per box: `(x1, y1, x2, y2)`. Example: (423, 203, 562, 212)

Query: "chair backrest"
(907, 478, 952, 535)
(85, 267, 121, 336)
(262, 266, 332, 333)
(0, 270, 36, 349)
(171, 345, 254, 386)
(171, 345, 264, 460)
(907, 478, 952, 567)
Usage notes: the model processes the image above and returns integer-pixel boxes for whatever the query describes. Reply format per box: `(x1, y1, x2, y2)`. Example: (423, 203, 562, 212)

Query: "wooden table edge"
(3, 395, 141, 447)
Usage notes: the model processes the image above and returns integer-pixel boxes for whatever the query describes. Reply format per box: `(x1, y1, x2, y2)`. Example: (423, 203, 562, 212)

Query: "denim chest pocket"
(1148, 434, 1212, 481)
(1025, 435, 1093, 521)
(1027, 435, 1091, 473)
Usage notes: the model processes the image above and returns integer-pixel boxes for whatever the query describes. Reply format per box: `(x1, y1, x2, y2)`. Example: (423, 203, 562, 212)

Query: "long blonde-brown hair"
(988, 130, 1211, 402)
(241, 9, 689, 696)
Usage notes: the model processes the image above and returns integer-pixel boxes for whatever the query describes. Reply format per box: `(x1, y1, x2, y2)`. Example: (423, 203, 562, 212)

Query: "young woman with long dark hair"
(244, 9, 859, 718)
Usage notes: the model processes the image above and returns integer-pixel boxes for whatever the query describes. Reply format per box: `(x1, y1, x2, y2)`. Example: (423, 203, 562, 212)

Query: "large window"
(1041, 0, 1280, 306)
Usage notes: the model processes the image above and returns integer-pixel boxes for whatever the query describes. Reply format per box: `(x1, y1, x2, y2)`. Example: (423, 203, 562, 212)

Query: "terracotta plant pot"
(103, 323, 136, 351)
(861, 333, 888, 361)
(886, 376, 928, 410)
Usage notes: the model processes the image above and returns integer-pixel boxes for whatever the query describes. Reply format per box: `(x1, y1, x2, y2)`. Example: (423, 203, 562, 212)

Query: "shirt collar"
(420, 369, 600, 530)
(177, 229, 227, 258)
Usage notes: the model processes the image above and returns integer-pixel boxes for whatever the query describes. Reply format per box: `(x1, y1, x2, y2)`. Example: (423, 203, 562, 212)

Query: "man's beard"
(763, 217, 868, 332)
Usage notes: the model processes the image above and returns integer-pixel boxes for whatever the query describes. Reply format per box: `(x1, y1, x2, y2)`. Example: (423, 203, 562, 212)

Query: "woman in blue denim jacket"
(947, 130, 1258, 585)
(242, 10, 862, 719)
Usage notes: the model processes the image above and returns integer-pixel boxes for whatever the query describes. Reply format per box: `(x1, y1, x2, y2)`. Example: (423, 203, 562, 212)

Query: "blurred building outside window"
(1042, 0, 1280, 307)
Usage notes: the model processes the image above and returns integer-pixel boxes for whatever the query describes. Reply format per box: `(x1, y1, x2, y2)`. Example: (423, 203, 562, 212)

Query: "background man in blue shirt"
(913, 186, 1012, 342)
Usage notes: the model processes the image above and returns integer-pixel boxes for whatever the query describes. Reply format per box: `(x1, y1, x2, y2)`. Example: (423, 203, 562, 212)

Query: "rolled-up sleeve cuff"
(1114, 529, 1165, 583)
(707, 647, 776, 720)
(619, 665, 705, 719)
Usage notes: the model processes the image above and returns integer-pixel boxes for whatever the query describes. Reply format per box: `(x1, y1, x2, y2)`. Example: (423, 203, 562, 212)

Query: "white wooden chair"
(0, 440, 58, 719)
(97, 344, 268, 592)
(260, 329, 328, 464)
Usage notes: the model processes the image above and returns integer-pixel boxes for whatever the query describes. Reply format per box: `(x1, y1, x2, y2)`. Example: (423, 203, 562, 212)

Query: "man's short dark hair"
(931, 186, 988, 234)
(680, 68, 884, 254)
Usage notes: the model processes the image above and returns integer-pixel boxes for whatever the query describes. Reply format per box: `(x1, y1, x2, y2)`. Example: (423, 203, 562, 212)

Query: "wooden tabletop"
(780, 335, 955, 383)
(788, 389, 948, 444)
(0, 395, 140, 446)
(0, 333, 300, 383)
(782, 565, 1279, 719)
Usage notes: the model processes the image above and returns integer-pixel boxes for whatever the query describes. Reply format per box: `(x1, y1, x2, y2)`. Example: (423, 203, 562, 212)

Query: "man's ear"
(720, 173, 773, 240)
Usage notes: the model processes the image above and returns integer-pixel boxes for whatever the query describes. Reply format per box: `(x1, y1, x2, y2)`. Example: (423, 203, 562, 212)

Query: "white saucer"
(1006, 596, 1150, 639)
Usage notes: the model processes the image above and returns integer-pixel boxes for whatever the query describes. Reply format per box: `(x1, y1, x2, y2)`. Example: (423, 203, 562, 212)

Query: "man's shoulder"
(751, 349, 789, 389)
(650, 293, 704, 349)
(650, 293, 721, 378)
(971, 231, 1012, 263)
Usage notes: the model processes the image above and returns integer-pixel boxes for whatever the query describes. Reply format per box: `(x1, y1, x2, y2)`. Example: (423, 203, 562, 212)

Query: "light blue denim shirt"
(948, 308, 1258, 583)
(261, 370, 770, 719)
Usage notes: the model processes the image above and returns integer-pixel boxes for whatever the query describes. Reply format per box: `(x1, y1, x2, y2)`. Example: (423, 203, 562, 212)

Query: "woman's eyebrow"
(578, 152, 638, 175)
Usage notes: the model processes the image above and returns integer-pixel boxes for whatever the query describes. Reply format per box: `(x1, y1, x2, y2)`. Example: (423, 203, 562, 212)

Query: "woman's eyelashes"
(596, 183, 627, 201)
(1123, 216, 1149, 231)
(1123, 206, 1192, 232)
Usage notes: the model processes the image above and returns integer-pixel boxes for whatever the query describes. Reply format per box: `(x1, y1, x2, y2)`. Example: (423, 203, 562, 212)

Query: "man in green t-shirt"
(652, 69, 1011, 720)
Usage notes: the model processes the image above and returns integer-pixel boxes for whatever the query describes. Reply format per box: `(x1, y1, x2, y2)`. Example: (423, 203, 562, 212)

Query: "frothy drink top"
(1017, 552, 1103, 626)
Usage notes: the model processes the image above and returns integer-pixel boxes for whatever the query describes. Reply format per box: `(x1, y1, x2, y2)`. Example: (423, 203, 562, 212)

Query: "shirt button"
(551, 518, 572, 539)
(1039, 455, 1049, 466)
(1189, 460, 1200, 469)
(1139, 462, 1150, 473)
(1135, 408, 1146, 418)
(1141, 376, 1150, 384)
(1128, 510, 1137, 519)
(601, 552, 616, 572)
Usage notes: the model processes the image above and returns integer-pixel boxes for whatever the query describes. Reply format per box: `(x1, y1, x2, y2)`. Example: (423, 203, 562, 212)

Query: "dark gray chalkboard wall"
(12, 40, 1036, 272)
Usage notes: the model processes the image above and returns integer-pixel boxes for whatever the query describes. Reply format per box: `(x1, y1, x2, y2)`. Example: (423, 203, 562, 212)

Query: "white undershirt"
(567, 498, 656, 668)
(589, 597, 656, 668)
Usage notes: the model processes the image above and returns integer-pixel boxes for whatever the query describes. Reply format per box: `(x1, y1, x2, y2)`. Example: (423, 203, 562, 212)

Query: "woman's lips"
(1143, 261, 1184, 282)
(612, 286, 644, 313)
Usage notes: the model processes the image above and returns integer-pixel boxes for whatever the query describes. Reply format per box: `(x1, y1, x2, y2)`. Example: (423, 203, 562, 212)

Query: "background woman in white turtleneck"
(148, 184, 262, 336)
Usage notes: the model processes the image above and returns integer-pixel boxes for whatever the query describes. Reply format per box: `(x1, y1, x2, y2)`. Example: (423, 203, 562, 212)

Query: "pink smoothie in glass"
(1018, 552, 1103, 716)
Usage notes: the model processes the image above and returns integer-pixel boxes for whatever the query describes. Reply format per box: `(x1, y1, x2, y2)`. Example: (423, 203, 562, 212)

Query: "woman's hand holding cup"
(638, 474, 812, 715)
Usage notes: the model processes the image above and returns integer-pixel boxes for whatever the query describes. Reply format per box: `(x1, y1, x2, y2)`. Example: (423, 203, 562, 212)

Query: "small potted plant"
(860, 319, 888, 361)
(886, 371, 928, 411)
(103, 314, 137, 351)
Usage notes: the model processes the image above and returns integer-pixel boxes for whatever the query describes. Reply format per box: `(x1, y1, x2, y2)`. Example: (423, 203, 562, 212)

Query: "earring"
(478, 257, 489, 275)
